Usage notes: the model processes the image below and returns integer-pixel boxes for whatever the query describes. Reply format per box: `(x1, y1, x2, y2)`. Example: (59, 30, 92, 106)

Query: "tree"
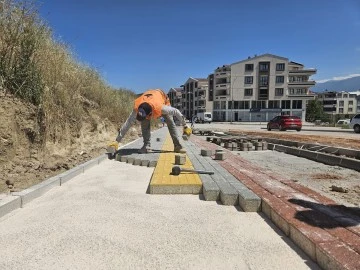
(306, 100, 327, 122)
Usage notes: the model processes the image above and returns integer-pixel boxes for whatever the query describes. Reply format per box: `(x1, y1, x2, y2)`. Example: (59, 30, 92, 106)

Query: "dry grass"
(0, 0, 135, 145)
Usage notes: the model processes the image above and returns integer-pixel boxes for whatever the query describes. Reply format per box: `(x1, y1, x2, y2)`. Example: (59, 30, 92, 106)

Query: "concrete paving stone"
(126, 157, 135, 164)
(185, 141, 238, 205)
(315, 152, 341, 166)
(184, 141, 220, 200)
(316, 241, 360, 270)
(141, 160, 150, 166)
(340, 156, 360, 172)
(59, 166, 83, 185)
(0, 196, 21, 218)
(133, 158, 142, 165)
(115, 128, 167, 167)
(204, 157, 261, 211)
(148, 160, 157, 167)
(12, 176, 60, 207)
(202, 179, 220, 201)
(200, 149, 212, 156)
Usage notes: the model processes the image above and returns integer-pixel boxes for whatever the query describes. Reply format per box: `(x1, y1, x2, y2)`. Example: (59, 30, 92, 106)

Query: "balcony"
(288, 80, 316, 86)
(287, 89, 315, 97)
(215, 89, 229, 96)
(215, 72, 230, 78)
(215, 83, 230, 90)
(289, 69, 317, 76)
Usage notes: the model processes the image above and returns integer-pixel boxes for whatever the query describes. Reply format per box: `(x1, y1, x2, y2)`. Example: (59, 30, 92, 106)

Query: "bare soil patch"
(0, 92, 139, 195)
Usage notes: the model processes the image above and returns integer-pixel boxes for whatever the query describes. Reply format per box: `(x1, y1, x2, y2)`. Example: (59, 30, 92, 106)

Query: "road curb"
(267, 143, 360, 172)
(0, 153, 108, 218)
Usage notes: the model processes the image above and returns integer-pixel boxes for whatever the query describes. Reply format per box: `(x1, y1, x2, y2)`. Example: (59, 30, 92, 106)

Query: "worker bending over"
(116, 89, 188, 154)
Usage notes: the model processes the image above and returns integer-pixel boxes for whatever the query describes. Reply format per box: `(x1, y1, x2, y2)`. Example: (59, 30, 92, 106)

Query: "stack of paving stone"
(114, 128, 168, 167)
(206, 135, 267, 152)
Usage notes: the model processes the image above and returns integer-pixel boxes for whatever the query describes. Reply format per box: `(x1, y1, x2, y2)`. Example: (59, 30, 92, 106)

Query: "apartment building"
(210, 54, 317, 122)
(167, 87, 183, 111)
(168, 77, 211, 120)
(349, 90, 360, 114)
(316, 91, 359, 119)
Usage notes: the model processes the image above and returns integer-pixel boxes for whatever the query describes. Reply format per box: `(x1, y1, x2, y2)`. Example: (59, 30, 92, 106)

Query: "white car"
(349, 114, 360, 133)
(336, 119, 350, 125)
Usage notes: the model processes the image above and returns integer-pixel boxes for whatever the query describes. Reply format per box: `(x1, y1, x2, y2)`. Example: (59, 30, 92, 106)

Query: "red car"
(267, 115, 302, 131)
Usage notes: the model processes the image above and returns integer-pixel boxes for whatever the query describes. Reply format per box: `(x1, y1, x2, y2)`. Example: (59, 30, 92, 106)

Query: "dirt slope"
(0, 91, 139, 194)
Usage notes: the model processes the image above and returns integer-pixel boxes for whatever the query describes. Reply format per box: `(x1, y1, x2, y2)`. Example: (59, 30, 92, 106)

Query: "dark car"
(267, 115, 302, 131)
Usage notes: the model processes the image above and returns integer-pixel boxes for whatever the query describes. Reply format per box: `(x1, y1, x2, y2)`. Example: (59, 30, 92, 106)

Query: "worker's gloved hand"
(183, 125, 192, 136)
(107, 141, 119, 154)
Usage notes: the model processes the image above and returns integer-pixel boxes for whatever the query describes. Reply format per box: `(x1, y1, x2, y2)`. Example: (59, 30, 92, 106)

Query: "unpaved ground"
(0, 92, 140, 195)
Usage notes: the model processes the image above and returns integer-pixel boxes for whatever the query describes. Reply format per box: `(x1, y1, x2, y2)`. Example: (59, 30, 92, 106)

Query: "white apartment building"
(316, 91, 359, 119)
(211, 54, 317, 122)
(168, 77, 212, 120)
(167, 87, 183, 112)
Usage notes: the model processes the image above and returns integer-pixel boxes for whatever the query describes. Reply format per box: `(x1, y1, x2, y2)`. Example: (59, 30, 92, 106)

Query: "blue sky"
(38, 0, 360, 93)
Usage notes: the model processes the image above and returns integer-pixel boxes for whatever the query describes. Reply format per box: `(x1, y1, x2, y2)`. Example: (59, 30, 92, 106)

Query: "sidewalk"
(0, 157, 318, 269)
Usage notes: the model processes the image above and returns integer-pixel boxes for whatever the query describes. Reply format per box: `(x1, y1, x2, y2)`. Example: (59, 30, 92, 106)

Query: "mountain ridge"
(311, 75, 360, 92)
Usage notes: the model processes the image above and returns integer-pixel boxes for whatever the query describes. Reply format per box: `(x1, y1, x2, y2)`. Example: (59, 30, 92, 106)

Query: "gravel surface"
(234, 150, 360, 207)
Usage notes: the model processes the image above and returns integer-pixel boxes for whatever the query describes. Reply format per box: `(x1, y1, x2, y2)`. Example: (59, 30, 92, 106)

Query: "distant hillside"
(311, 75, 360, 92)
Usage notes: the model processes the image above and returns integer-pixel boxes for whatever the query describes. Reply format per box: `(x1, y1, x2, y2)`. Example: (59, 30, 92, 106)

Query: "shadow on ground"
(289, 198, 360, 228)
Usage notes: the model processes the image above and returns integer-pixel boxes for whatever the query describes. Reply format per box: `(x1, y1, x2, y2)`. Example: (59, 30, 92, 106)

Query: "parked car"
(267, 115, 302, 131)
(336, 119, 350, 125)
(349, 114, 360, 133)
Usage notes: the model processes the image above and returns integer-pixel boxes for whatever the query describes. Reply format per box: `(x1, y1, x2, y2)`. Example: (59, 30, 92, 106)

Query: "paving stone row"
(115, 128, 168, 167)
(190, 134, 360, 270)
(184, 140, 238, 205)
(183, 141, 220, 201)
(184, 139, 261, 211)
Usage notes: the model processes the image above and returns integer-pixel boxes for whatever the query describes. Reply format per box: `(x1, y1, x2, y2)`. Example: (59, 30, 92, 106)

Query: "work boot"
(138, 146, 152, 154)
(174, 146, 186, 153)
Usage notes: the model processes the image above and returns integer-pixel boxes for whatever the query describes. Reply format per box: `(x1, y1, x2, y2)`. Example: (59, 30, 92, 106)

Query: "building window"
(339, 100, 344, 107)
(221, 101, 226, 109)
(214, 101, 220, 109)
(275, 88, 284, 96)
(281, 100, 291, 109)
(252, 100, 265, 109)
(268, 100, 280, 108)
(244, 76, 253, 84)
(349, 100, 353, 105)
(339, 108, 344, 113)
(245, 64, 254, 71)
(292, 100, 302, 109)
(245, 88, 253, 96)
(276, 63, 285, 71)
(259, 62, 269, 71)
(276, 76, 284, 83)
(349, 108, 353, 112)
(259, 75, 268, 86)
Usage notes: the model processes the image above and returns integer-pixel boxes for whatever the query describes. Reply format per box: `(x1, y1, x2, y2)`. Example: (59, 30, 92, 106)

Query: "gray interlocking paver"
(115, 128, 168, 167)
